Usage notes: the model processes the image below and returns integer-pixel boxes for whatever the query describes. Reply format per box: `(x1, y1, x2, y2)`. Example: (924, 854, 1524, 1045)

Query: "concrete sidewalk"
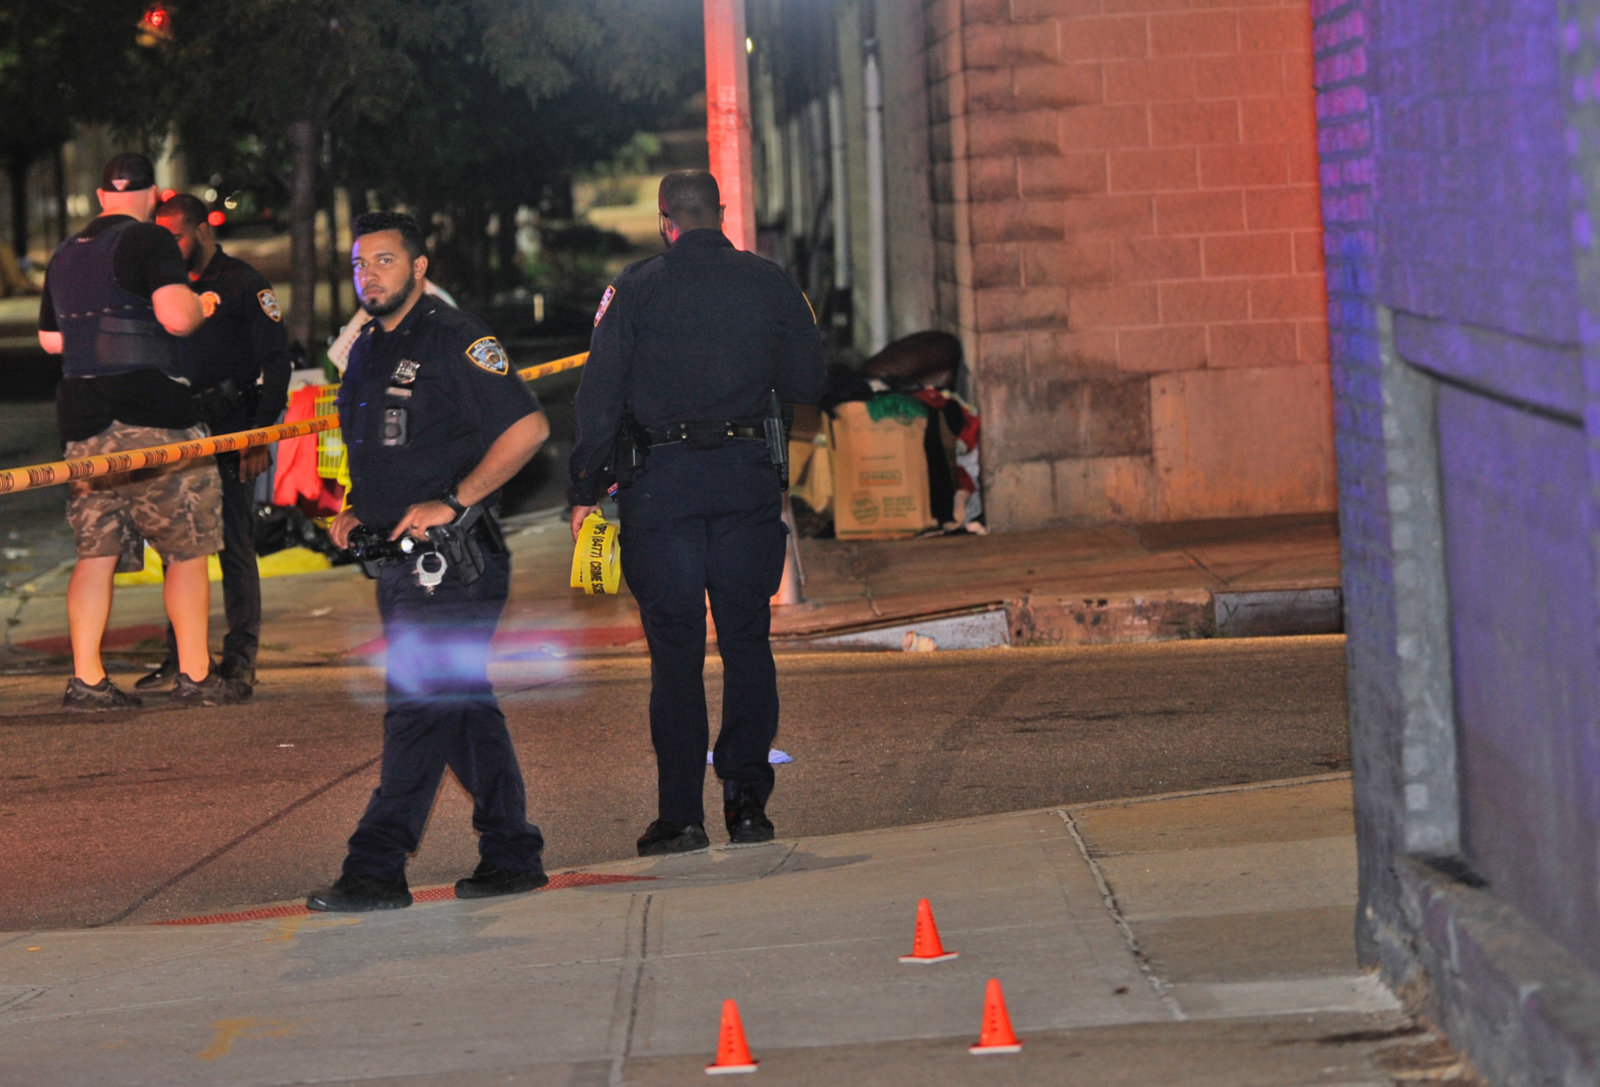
(3, 507, 1342, 668)
(0, 777, 1458, 1086)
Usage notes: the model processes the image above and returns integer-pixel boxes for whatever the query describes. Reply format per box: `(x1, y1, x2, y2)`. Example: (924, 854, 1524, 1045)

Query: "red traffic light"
(138, 6, 173, 46)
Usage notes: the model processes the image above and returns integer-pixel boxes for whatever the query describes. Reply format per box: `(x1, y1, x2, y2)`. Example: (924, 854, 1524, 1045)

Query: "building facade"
(1317, 0, 1600, 1081)
(749, 0, 1336, 532)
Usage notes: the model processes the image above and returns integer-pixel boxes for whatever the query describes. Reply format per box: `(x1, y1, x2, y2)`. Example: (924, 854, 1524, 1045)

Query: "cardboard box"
(789, 434, 833, 515)
(829, 401, 934, 539)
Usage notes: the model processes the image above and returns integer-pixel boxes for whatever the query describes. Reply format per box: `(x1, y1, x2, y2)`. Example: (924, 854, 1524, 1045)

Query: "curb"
(779, 585, 1344, 652)
(7, 585, 1346, 665)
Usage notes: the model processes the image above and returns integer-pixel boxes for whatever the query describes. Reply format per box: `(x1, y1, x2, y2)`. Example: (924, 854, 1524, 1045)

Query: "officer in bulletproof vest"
(37, 151, 242, 711)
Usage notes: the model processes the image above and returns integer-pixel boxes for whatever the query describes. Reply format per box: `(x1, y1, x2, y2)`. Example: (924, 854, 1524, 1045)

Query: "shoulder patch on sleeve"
(465, 336, 510, 375)
(257, 288, 282, 322)
(594, 285, 616, 327)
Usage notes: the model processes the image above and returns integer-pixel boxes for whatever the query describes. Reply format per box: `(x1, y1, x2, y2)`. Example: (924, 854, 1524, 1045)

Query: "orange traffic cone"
(706, 998, 759, 1074)
(898, 898, 959, 963)
(969, 978, 1023, 1054)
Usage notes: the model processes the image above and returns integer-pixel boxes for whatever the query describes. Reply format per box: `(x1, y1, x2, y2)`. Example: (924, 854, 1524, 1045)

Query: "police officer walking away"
(569, 170, 826, 856)
(133, 193, 291, 696)
(36, 152, 239, 710)
(307, 212, 551, 912)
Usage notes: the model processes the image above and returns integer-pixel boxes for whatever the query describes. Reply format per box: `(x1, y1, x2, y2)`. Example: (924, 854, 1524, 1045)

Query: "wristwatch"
(442, 489, 468, 519)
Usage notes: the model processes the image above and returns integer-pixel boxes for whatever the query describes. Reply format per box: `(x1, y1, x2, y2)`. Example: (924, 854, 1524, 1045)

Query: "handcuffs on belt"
(346, 500, 506, 594)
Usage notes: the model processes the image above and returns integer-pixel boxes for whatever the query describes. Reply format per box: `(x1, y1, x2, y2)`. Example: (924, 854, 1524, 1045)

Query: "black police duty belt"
(645, 421, 765, 448)
(346, 502, 507, 593)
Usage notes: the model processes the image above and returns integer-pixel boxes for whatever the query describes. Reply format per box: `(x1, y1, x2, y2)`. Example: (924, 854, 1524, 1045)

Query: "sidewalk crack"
(603, 891, 653, 1085)
(1058, 808, 1185, 1022)
(845, 544, 883, 618)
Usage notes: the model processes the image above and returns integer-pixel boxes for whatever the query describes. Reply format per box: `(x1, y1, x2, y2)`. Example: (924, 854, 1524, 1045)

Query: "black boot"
(455, 861, 549, 899)
(724, 784, 774, 844)
(306, 872, 412, 912)
(134, 657, 178, 692)
(636, 820, 710, 856)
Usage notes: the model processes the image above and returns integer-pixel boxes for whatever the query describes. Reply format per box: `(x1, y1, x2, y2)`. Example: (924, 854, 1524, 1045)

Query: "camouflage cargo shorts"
(65, 421, 223, 572)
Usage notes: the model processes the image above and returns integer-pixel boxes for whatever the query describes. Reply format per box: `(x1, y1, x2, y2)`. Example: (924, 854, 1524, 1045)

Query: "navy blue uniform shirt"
(180, 247, 292, 432)
(568, 228, 826, 505)
(338, 297, 540, 529)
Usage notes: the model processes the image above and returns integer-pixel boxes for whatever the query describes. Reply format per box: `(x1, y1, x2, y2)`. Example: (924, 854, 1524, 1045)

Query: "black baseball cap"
(100, 152, 156, 193)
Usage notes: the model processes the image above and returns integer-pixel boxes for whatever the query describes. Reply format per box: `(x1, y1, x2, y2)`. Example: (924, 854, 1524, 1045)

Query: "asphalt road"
(0, 637, 1350, 931)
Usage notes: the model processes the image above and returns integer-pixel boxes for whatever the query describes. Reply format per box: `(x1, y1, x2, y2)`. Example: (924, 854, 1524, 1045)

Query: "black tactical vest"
(50, 219, 182, 379)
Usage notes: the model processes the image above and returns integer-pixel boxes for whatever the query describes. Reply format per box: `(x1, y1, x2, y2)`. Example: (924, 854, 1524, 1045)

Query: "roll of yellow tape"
(570, 510, 621, 595)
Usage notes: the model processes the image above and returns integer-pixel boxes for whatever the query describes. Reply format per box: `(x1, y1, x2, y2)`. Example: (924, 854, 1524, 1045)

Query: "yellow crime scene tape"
(0, 352, 588, 496)
(570, 509, 620, 595)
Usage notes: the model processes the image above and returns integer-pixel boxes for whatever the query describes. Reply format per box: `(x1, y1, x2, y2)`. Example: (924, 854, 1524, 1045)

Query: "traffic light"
(137, 5, 173, 47)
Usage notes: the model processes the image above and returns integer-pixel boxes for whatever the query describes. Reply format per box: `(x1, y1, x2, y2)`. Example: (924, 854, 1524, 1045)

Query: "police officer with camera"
(306, 212, 550, 912)
(569, 170, 825, 857)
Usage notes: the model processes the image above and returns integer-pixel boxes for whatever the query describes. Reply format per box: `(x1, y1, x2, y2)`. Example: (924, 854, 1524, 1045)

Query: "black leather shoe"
(134, 658, 178, 692)
(455, 861, 550, 899)
(725, 785, 775, 844)
(218, 657, 256, 687)
(306, 872, 412, 912)
(636, 820, 710, 857)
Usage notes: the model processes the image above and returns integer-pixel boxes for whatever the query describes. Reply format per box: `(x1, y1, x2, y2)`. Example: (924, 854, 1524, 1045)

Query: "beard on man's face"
(360, 273, 415, 318)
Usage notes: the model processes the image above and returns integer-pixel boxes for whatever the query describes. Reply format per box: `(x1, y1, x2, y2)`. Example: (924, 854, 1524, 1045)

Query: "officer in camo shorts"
(37, 152, 244, 711)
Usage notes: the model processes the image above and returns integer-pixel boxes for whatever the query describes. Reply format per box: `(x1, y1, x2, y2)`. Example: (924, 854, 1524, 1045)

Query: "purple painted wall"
(1317, 0, 1600, 1076)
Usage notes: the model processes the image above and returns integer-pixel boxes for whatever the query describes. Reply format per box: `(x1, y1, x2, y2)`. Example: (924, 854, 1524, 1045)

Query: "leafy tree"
(148, 0, 700, 348)
(147, 1, 414, 351)
(0, 1, 159, 254)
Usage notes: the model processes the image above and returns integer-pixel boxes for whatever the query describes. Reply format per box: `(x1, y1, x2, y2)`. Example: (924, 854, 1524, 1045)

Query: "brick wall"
(924, 0, 1335, 530)
(1312, 0, 1408, 970)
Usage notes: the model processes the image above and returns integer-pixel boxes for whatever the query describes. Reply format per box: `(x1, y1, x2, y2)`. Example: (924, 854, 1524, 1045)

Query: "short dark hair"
(154, 192, 210, 229)
(352, 211, 427, 260)
(658, 170, 721, 229)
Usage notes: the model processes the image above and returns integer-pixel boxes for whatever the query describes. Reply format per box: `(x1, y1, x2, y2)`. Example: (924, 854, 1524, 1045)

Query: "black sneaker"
(61, 676, 143, 712)
(134, 658, 178, 692)
(454, 861, 550, 899)
(725, 784, 775, 844)
(218, 657, 256, 687)
(636, 820, 711, 857)
(170, 671, 250, 708)
(306, 872, 412, 912)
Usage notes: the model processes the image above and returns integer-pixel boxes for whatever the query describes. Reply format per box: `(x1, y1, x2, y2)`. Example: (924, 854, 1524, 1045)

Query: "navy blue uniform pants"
(342, 550, 545, 882)
(162, 450, 260, 670)
(619, 441, 787, 825)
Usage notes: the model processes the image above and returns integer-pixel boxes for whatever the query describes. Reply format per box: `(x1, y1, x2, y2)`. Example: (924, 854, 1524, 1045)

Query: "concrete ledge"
(1009, 591, 1214, 644)
(1214, 588, 1344, 638)
(1391, 856, 1600, 1087)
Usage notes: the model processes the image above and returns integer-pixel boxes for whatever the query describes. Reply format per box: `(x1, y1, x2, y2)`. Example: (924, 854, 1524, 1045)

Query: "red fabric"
(912, 389, 981, 495)
(273, 385, 343, 515)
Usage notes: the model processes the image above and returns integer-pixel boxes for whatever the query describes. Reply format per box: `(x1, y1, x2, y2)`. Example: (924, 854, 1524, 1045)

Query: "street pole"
(704, 0, 803, 605)
(704, 0, 757, 252)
